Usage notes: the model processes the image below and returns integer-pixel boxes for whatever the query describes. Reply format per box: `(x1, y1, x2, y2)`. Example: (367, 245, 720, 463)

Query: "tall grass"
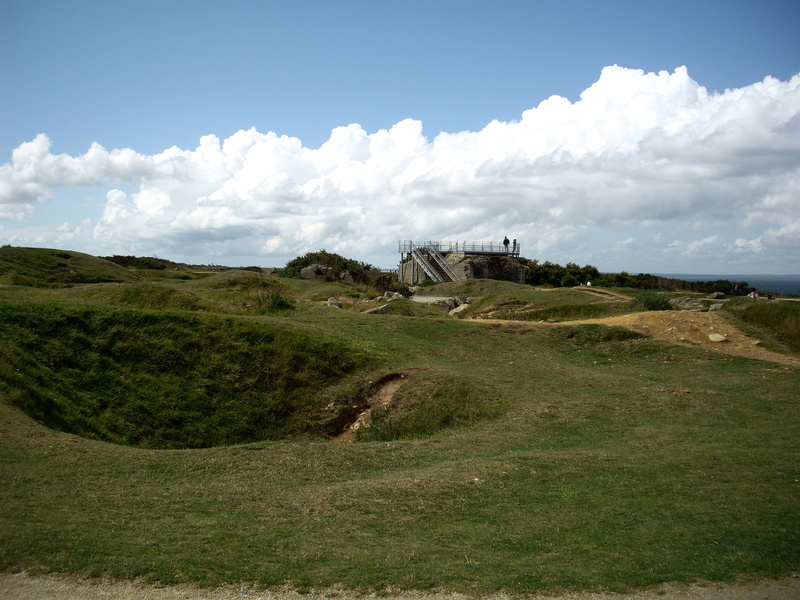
(726, 300, 800, 353)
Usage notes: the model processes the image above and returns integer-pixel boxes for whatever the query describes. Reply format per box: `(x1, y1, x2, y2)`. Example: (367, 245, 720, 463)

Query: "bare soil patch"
(479, 310, 797, 367)
(581, 310, 798, 366)
(332, 373, 410, 442)
(2, 571, 798, 600)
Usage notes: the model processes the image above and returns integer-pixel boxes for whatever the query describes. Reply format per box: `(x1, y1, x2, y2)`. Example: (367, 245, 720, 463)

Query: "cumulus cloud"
(2, 65, 799, 271)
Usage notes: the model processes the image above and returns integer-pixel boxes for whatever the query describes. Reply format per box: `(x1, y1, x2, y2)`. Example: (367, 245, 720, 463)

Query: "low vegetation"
(0, 247, 798, 596)
(0, 305, 372, 448)
(725, 299, 800, 353)
(0, 246, 138, 286)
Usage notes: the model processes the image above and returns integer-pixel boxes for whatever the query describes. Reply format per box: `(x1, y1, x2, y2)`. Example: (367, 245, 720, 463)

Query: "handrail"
(410, 247, 444, 282)
(399, 240, 520, 256)
(427, 246, 462, 282)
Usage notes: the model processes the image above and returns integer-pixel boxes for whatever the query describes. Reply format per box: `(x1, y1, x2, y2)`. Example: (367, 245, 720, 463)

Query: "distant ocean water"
(653, 273, 800, 296)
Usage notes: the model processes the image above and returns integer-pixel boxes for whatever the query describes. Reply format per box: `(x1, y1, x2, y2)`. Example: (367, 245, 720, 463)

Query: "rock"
(449, 255, 528, 284)
(340, 271, 355, 285)
(709, 333, 728, 342)
(300, 264, 336, 281)
(450, 303, 470, 315)
(409, 286, 422, 295)
(382, 291, 404, 301)
(709, 303, 723, 311)
(669, 296, 692, 306)
(431, 299, 456, 312)
(327, 297, 342, 308)
(363, 304, 391, 315)
(707, 292, 726, 299)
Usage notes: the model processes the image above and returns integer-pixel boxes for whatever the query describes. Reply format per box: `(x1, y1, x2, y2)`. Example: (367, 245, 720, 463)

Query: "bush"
(283, 250, 375, 282)
(633, 290, 672, 311)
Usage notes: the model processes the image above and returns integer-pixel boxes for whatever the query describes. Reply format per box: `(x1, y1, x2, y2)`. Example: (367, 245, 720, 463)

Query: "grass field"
(1, 249, 798, 596)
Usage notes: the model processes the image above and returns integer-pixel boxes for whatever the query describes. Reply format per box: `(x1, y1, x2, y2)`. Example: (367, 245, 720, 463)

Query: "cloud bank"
(2, 65, 799, 272)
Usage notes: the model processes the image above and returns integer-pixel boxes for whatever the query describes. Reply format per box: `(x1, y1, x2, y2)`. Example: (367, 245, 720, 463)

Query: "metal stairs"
(409, 244, 462, 283)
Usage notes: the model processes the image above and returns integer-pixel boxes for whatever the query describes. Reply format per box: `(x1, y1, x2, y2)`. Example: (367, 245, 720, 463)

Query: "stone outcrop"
(300, 264, 336, 281)
(448, 255, 528, 284)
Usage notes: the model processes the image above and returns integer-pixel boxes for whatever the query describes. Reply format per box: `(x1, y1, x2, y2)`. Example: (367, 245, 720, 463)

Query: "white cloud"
(2, 66, 799, 271)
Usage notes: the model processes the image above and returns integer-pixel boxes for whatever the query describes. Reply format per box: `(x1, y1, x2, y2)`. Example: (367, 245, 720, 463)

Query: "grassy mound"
(0, 305, 372, 448)
(0, 246, 139, 286)
(360, 370, 507, 441)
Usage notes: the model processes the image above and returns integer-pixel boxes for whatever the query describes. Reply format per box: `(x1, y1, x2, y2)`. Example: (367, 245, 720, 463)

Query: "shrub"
(282, 250, 375, 282)
(633, 290, 672, 311)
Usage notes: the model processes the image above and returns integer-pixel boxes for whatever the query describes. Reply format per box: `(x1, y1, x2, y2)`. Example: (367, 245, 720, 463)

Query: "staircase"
(409, 244, 462, 283)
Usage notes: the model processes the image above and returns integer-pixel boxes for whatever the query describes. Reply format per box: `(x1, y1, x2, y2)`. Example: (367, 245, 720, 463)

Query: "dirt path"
(2, 571, 798, 600)
(478, 310, 798, 367)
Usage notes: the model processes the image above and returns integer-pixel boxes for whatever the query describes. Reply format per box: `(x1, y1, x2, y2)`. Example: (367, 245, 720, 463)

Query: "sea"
(653, 273, 800, 296)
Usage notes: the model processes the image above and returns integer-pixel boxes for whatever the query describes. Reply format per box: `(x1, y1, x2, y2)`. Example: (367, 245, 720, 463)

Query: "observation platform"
(397, 240, 521, 284)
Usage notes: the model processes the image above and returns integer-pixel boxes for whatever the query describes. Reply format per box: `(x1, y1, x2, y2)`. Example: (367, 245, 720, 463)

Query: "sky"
(1, 0, 799, 274)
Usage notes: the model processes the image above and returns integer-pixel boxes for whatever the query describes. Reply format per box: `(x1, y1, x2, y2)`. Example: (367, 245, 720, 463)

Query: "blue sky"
(2, 0, 799, 273)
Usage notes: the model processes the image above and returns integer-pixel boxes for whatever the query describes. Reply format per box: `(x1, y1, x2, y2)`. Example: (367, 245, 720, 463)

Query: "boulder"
(327, 297, 342, 308)
(340, 271, 355, 286)
(363, 304, 391, 315)
(450, 303, 470, 315)
(707, 292, 726, 299)
(708, 333, 728, 342)
(300, 264, 336, 281)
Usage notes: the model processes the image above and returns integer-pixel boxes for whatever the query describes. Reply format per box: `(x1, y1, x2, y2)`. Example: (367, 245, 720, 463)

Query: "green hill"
(0, 248, 798, 597)
(0, 246, 139, 286)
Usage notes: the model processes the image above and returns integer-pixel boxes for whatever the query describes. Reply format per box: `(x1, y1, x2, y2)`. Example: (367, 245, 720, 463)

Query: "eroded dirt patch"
(581, 310, 798, 366)
(478, 310, 797, 367)
(332, 373, 410, 442)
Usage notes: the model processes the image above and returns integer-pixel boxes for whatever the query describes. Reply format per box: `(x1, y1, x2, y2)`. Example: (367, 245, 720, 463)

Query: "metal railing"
(399, 240, 520, 256)
(410, 246, 444, 282)
(426, 246, 462, 282)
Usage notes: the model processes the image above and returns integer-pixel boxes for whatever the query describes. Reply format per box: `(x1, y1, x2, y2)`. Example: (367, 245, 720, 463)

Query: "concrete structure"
(398, 241, 527, 284)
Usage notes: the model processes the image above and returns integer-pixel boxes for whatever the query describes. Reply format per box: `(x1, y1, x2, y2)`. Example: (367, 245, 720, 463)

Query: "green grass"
(0, 246, 138, 286)
(443, 281, 634, 322)
(0, 305, 373, 448)
(0, 257, 799, 596)
(724, 299, 800, 353)
(360, 370, 507, 441)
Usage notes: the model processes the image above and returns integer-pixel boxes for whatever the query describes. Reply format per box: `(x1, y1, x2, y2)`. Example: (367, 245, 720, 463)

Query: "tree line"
(525, 259, 752, 294)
